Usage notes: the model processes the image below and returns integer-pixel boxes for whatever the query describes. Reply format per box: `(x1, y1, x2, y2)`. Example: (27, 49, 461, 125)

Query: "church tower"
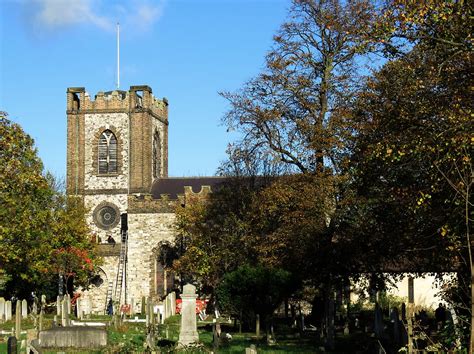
(66, 85, 169, 242)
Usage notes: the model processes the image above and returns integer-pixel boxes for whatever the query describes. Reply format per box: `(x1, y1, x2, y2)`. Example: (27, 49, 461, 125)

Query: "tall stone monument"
(178, 284, 198, 346)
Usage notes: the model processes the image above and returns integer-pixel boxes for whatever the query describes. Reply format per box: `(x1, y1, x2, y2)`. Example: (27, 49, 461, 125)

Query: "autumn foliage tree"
(0, 112, 98, 299)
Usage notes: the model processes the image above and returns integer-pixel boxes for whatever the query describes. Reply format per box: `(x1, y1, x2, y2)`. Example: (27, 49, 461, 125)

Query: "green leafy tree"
(216, 265, 297, 334)
(348, 11, 472, 349)
(0, 112, 99, 299)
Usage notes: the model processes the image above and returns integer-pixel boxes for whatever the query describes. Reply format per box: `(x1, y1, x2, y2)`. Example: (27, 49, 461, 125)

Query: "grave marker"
(5, 300, 12, 321)
(178, 284, 199, 346)
(21, 299, 27, 318)
(0, 297, 5, 322)
(15, 301, 21, 339)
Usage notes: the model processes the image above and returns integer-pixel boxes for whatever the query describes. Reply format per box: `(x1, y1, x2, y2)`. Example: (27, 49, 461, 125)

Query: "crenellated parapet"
(128, 194, 179, 213)
(128, 184, 214, 213)
(66, 86, 168, 122)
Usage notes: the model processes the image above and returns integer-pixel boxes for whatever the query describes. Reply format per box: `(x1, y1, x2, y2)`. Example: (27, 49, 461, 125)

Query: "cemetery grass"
(0, 314, 374, 353)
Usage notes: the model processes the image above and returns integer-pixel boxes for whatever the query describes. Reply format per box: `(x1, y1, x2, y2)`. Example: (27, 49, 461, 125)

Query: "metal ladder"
(114, 229, 128, 306)
(104, 281, 113, 313)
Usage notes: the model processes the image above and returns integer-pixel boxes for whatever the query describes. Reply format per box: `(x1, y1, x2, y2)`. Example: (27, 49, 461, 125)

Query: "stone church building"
(66, 85, 222, 313)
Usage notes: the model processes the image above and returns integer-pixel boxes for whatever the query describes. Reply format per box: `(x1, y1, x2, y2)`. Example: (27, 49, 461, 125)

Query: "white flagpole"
(117, 22, 120, 89)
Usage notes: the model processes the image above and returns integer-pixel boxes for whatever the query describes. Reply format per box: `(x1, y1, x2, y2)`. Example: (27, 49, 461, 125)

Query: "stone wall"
(127, 212, 176, 305)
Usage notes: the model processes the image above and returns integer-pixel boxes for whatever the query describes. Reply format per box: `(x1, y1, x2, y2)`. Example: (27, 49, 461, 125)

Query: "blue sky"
(0, 0, 290, 178)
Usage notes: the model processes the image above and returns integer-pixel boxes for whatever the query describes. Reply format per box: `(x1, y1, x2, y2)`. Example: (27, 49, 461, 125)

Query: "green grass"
(0, 314, 376, 353)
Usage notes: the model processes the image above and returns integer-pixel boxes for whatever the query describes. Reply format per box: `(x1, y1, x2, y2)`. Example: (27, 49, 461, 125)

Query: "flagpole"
(117, 22, 120, 89)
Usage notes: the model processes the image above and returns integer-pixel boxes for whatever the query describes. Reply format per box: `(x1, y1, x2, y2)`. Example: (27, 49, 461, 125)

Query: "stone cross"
(15, 301, 21, 339)
(178, 284, 199, 346)
(0, 297, 5, 323)
(5, 300, 12, 321)
(21, 299, 27, 318)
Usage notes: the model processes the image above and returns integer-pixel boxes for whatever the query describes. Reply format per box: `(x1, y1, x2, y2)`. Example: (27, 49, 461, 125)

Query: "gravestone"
(66, 294, 71, 316)
(21, 299, 27, 318)
(374, 303, 384, 338)
(56, 296, 61, 316)
(61, 298, 69, 326)
(76, 298, 83, 320)
(256, 314, 260, 337)
(5, 300, 12, 321)
(15, 301, 21, 339)
(7, 336, 17, 354)
(245, 344, 258, 354)
(0, 297, 5, 322)
(178, 284, 199, 346)
(170, 292, 176, 316)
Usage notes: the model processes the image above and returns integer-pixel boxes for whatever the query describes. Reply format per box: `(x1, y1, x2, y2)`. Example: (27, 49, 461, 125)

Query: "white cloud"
(30, 0, 164, 32)
(129, 2, 164, 31)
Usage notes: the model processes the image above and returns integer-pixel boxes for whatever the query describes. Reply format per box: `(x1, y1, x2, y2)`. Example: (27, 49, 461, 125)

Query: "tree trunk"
(470, 271, 474, 353)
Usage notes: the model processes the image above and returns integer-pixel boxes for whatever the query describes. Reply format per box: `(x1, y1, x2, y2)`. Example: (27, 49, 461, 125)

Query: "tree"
(216, 265, 297, 336)
(348, 16, 472, 350)
(173, 178, 266, 293)
(0, 112, 99, 298)
(221, 0, 376, 175)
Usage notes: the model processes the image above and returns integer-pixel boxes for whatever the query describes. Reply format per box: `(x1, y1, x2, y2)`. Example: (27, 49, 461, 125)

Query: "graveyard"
(1, 0, 472, 352)
(0, 287, 458, 353)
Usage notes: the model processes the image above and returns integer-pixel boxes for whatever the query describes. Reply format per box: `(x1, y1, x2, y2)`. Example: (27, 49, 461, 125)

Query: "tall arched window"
(153, 130, 161, 178)
(98, 130, 117, 174)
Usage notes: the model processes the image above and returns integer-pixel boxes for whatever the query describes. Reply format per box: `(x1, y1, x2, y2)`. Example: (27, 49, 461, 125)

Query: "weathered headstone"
(76, 298, 83, 320)
(15, 301, 21, 339)
(21, 299, 27, 318)
(5, 300, 12, 321)
(7, 336, 17, 354)
(374, 303, 384, 338)
(245, 344, 257, 354)
(170, 292, 176, 316)
(0, 297, 5, 322)
(66, 294, 71, 316)
(178, 284, 199, 346)
(61, 298, 69, 326)
(256, 314, 260, 337)
(343, 322, 350, 335)
(56, 296, 61, 316)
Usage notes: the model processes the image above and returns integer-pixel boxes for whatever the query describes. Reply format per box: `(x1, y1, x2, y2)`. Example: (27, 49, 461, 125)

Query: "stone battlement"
(128, 185, 213, 213)
(66, 86, 168, 120)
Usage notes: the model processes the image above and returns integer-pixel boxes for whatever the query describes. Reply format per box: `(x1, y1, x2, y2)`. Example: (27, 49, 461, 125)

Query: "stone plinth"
(178, 284, 198, 346)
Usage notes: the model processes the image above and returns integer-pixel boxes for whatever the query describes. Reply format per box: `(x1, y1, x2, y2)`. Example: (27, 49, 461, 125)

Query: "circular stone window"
(93, 202, 120, 230)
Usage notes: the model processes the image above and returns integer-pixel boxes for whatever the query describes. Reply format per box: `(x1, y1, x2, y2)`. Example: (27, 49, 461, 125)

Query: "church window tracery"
(98, 130, 117, 174)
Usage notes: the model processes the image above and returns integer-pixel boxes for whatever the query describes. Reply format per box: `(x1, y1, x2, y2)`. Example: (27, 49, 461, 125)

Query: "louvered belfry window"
(98, 130, 117, 174)
(153, 131, 161, 178)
